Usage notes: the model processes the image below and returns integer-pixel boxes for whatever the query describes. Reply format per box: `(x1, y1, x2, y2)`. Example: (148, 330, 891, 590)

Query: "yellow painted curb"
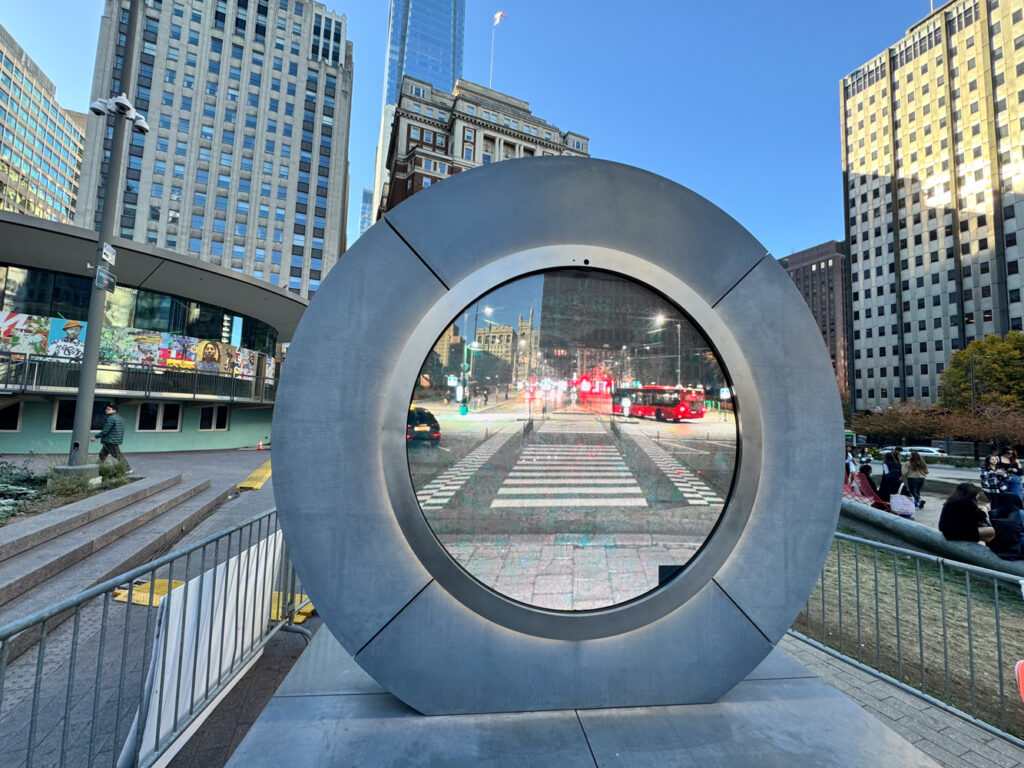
(238, 458, 273, 490)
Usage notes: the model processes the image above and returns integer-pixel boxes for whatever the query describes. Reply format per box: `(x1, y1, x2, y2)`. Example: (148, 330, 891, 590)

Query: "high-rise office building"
(0, 24, 86, 224)
(372, 0, 464, 226)
(358, 186, 373, 235)
(76, 0, 353, 298)
(382, 0, 464, 108)
(778, 241, 850, 396)
(379, 76, 589, 215)
(842, 0, 1024, 411)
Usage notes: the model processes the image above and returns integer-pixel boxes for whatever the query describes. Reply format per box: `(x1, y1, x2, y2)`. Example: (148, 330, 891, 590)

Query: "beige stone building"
(379, 76, 588, 216)
(842, 0, 1024, 410)
(0, 24, 85, 223)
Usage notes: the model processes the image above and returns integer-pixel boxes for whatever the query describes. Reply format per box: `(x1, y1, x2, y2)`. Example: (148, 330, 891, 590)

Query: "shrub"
(46, 471, 92, 497)
(99, 461, 129, 487)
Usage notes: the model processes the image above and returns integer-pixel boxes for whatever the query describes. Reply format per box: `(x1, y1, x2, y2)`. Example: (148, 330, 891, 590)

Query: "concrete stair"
(0, 474, 236, 660)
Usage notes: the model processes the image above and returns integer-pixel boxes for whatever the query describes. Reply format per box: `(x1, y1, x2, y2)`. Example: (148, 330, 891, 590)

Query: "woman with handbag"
(902, 451, 929, 509)
(939, 483, 995, 543)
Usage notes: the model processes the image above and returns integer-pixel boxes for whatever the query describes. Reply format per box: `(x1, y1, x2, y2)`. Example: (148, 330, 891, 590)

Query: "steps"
(0, 475, 236, 660)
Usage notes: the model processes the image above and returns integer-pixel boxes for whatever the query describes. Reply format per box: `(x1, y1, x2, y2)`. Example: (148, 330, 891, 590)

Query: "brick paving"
(781, 634, 1024, 768)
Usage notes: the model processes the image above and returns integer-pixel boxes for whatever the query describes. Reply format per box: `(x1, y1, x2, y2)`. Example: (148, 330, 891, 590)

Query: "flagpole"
(489, 24, 495, 88)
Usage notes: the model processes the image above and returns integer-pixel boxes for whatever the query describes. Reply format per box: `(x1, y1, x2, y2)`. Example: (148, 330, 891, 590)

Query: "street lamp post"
(676, 322, 682, 387)
(66, 0, 148, 468)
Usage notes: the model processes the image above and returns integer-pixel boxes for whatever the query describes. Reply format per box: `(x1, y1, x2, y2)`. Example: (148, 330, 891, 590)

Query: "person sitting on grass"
(987, 493, 1024, 560)
(939, 483, 995, 544)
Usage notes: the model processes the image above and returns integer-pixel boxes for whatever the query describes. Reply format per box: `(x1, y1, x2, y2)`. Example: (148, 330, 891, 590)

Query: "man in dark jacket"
(91, 402, 130, 471)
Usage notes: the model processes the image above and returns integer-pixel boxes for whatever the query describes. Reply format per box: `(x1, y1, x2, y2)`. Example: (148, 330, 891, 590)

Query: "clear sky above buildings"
(3, 0, 944, 261)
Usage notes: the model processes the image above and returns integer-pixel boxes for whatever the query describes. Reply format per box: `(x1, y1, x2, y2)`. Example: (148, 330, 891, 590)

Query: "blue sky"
(2, 1, 940, 256)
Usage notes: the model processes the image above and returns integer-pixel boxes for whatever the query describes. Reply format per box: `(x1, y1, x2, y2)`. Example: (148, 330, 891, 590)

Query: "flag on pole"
(493, 11, 507, 26)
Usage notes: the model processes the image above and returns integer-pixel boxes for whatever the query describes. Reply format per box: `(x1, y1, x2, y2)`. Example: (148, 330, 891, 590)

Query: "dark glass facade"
(0, 263, 277, 357)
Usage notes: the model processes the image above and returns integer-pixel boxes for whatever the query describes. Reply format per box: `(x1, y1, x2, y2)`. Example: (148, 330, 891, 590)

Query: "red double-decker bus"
(612, 386, 706, 421)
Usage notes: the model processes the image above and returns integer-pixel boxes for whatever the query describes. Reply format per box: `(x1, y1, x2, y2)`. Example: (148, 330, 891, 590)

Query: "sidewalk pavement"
(781, 635, 1024, 768)
(7, 449, 277, 539)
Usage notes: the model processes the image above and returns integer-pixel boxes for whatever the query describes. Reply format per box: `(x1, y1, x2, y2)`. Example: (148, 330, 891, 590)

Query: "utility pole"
(675, 322, 681, 387)
(67, 0, 145, 469)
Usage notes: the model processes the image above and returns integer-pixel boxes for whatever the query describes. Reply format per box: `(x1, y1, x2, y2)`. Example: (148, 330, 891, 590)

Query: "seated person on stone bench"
(858, 464, 878, 494)
(939, 483, 995, 544)
(987, 493, 1024, 560)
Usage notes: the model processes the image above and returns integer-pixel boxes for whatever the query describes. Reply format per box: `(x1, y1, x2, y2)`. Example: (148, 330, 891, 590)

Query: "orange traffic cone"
(257, 439, 264, 450)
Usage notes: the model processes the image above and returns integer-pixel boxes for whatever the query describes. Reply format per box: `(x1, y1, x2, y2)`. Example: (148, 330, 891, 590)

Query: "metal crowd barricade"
(0, 509, 309, 768)
(791, 531, 1024, 747)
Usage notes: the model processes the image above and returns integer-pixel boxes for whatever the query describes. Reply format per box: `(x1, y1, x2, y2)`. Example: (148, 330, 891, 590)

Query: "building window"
(199, 405, 230, 431)
(137, 402, 182, 432)
(51, 400, 107, 432)
(0, 401, 22, 432)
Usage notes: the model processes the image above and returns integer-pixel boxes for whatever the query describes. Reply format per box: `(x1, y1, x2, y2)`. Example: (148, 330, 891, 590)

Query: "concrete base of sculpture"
(226, 628, 940, 768)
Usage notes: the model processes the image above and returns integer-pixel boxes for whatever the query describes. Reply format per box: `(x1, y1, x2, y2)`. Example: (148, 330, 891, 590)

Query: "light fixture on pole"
(676, 322, 682, 387)
(65, 0, 147, 471)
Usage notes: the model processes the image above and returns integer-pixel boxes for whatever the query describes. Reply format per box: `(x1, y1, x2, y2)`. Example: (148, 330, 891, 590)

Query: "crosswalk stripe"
(504, 478, 637, 485)
(492, 497, 648, 508)
(490, 441, 647, 509)
(629, 433, 723, 505)
(496, 487, 642, 495)
(415, 430, 514, 509)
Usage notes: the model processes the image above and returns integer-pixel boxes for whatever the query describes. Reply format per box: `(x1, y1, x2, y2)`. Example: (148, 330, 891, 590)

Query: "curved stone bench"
(840, 499, 1024, 578)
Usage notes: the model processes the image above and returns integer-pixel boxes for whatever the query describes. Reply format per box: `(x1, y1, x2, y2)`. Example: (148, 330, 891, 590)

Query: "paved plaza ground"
(3, 419, 1023, 766)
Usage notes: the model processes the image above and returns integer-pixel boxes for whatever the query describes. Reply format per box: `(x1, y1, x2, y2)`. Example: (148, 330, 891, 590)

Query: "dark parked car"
(407, 407, 441, 444)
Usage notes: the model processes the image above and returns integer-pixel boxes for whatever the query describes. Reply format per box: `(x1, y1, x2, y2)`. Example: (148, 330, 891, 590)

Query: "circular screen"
(407, 268, 737, 610)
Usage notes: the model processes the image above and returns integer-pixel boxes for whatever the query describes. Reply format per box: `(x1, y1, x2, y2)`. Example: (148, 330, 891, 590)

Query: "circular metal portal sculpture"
(273, 158, 842, 715)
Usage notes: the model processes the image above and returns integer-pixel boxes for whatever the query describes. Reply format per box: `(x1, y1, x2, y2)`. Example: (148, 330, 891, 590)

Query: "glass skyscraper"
(372, 0, 465, 226)
(382, 0, 465, 108)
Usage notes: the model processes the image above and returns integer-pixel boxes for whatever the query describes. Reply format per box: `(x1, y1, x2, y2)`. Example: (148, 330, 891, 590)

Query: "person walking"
(845, 447, 857, 482)
(996, 447, 1023, 501)
(857, 447, 872, 468)
(878, 448, 903, 502)
(902, 450, 929, 509)
(91, 402, 130, 471)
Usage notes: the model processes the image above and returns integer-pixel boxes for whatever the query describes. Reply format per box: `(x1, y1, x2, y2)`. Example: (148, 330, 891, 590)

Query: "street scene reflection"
(407, 269, 737, 610)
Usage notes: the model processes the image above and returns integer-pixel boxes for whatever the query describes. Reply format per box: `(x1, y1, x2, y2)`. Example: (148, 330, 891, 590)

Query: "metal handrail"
(793, 531, 1024, 746)
(0, 508, 308, 768)
(0, 509, 283, 643)
(4, 519, 1024, 766)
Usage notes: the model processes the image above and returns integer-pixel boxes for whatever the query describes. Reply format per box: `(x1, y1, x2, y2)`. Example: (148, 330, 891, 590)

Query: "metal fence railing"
(0, 509, 308, 768)
(3, 514, 1023, 766)
(792, 532, 1024, 746)
(0, 353, 277, 404)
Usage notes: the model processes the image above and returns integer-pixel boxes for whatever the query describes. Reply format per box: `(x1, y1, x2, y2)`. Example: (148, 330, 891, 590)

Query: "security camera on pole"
(59, 0, 148, 479)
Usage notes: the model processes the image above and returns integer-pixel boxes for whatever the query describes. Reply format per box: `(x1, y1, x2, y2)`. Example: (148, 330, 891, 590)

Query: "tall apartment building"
(778, 241, 850, 396)
(842, 0, 1024, 411)
(76, 0, 353, 298)
(0, 24, 86, 224)
(371, 0, 464, 226)
(379, 76, 589, 215)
